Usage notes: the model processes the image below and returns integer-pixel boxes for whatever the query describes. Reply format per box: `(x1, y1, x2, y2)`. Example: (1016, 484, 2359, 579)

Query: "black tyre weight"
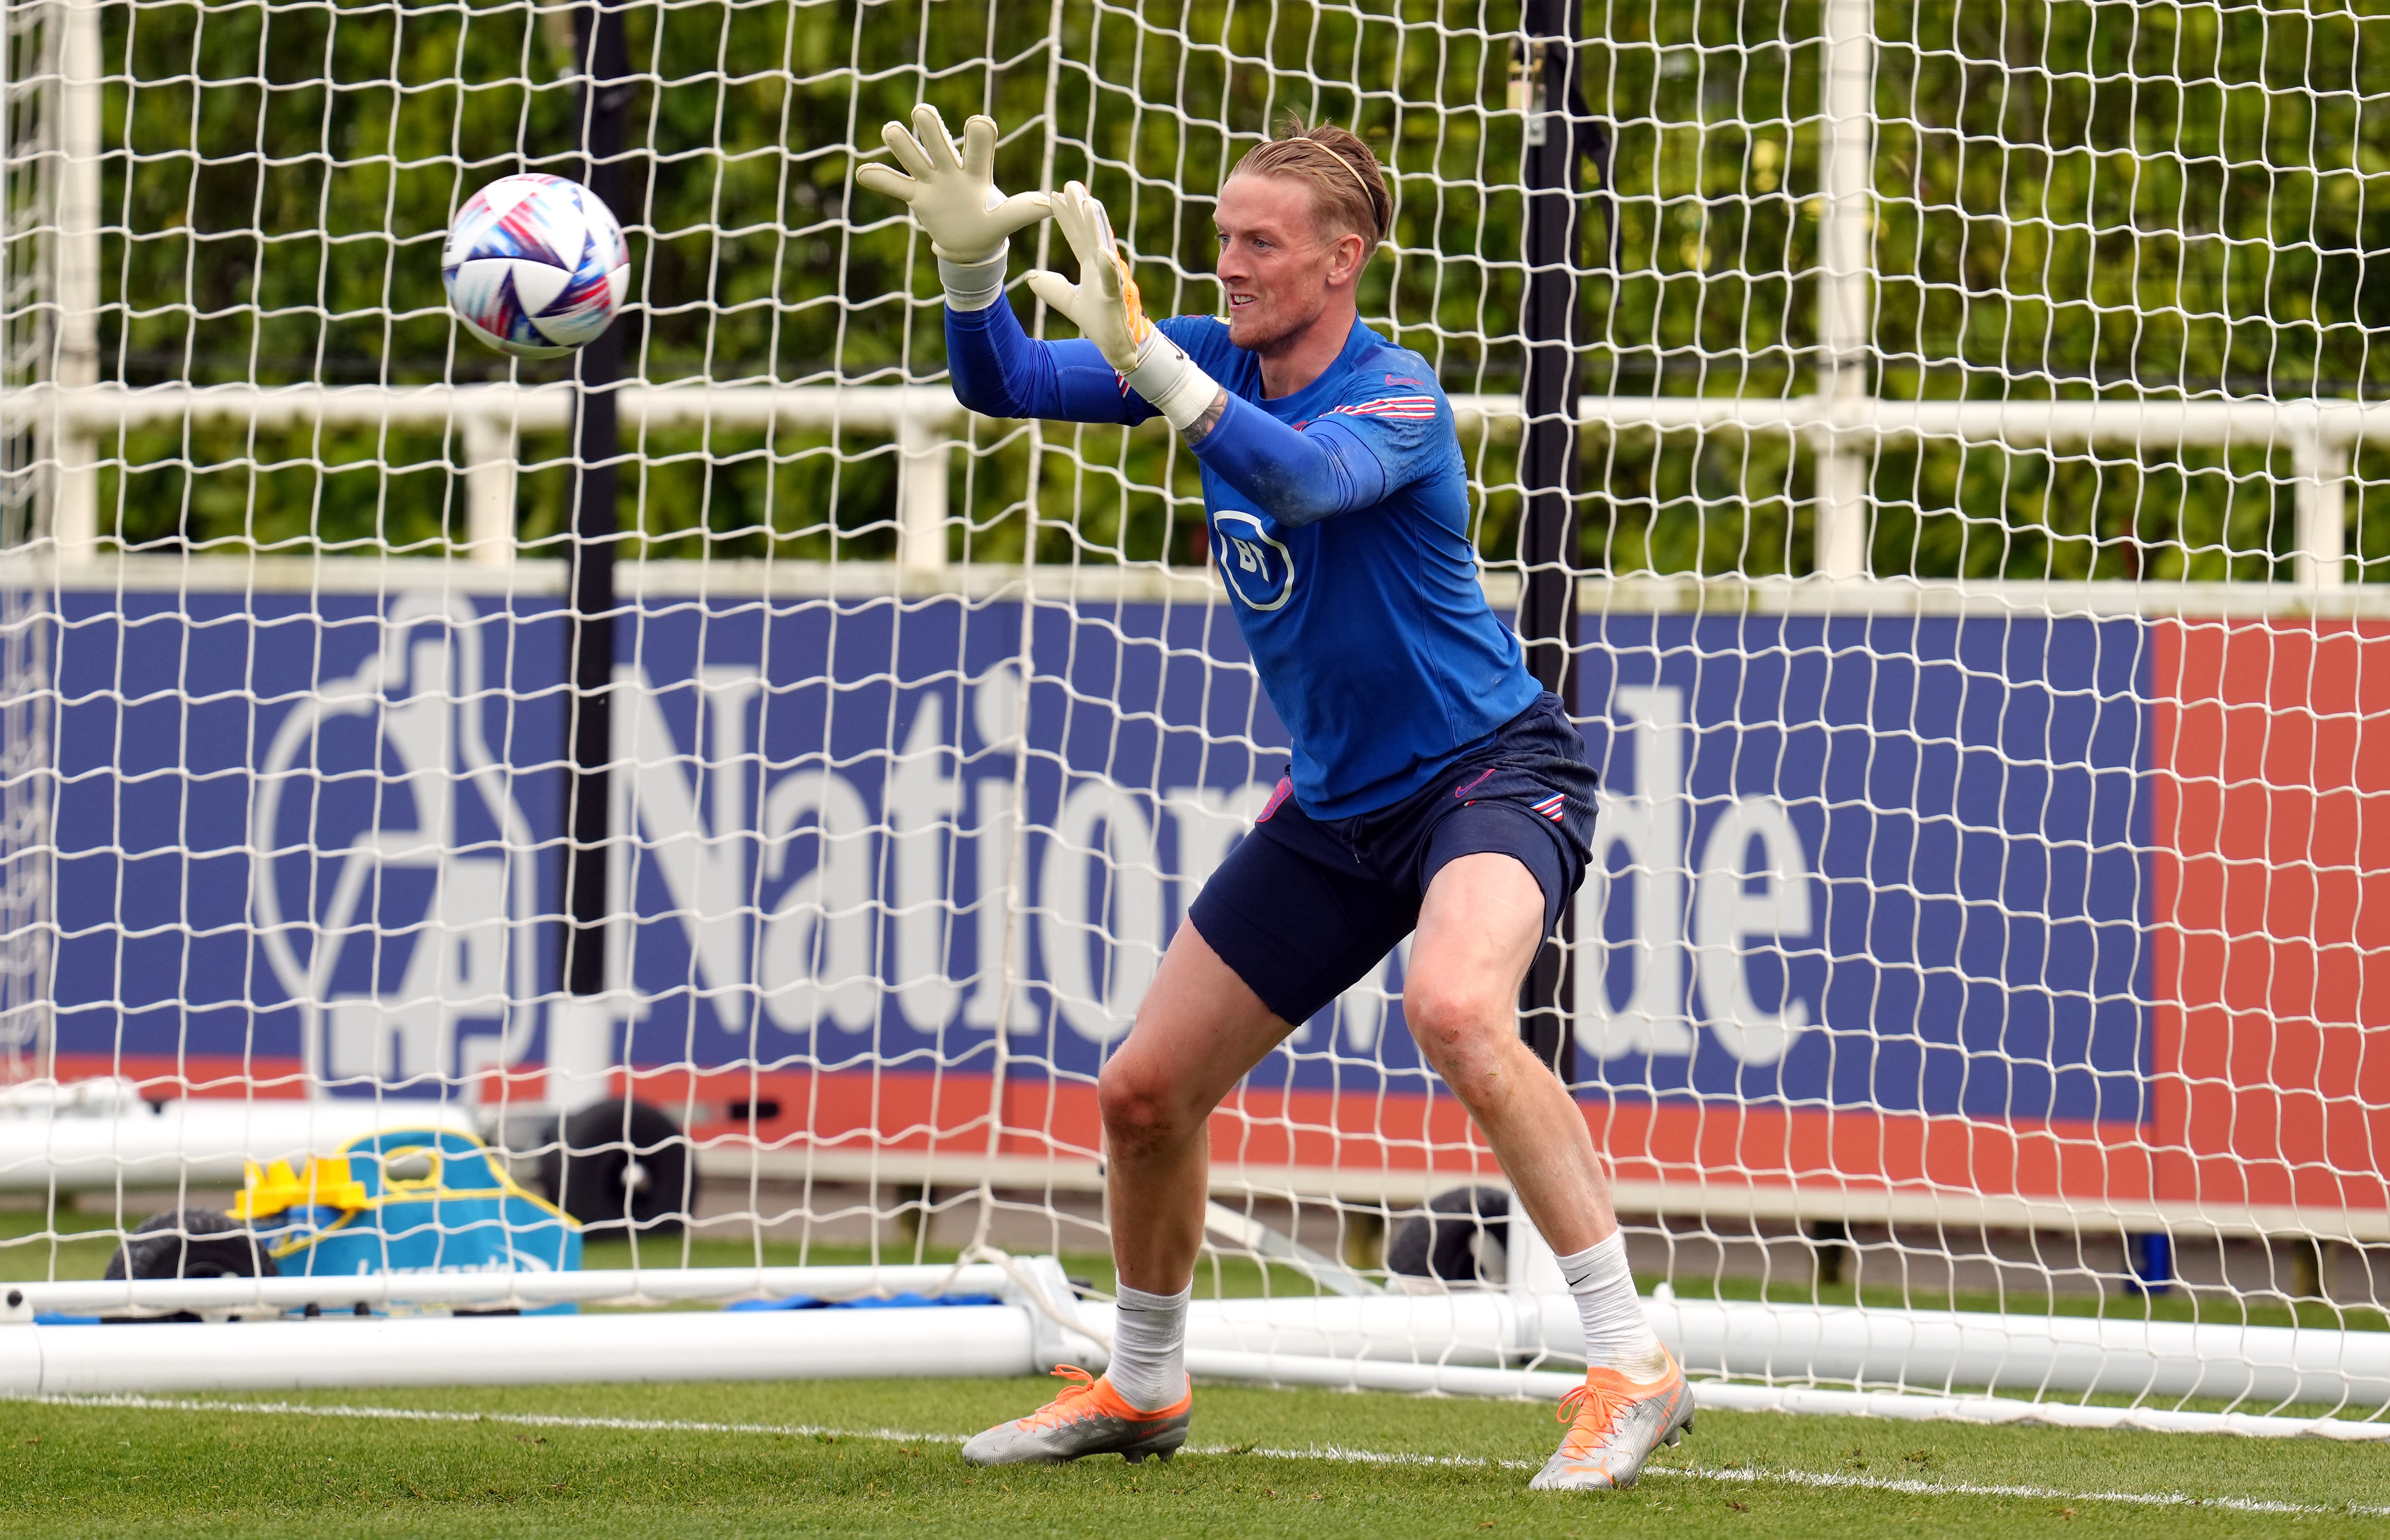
(535, 1097, 697, 1236)
(1385, 1185, 1510, 1286)
(102, 1207, 277, 1322)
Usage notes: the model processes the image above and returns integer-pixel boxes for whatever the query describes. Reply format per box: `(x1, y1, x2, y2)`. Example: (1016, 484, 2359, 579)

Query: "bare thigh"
(1100, 920, 1294, 1139)
(1403, 849, 1615, 1253)
(1403, 849, 1548, 1062)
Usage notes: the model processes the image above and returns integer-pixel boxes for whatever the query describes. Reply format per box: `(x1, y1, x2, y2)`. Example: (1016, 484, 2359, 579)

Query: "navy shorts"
(1187, 692, 1599, 1028)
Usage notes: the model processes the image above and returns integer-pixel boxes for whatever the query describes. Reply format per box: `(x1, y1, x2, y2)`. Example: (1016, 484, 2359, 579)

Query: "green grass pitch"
(7, 1211, 2390, 1534)
(7, 1376, 2388, 1538)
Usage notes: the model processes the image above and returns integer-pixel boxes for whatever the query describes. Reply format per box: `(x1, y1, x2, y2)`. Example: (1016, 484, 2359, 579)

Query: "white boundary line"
(22, 1393, 2387, 1518)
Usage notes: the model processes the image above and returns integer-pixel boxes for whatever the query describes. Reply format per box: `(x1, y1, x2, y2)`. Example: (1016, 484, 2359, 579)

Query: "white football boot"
(1527, 1348, 1695, 1491)
(960, 1366, 1192, 1466)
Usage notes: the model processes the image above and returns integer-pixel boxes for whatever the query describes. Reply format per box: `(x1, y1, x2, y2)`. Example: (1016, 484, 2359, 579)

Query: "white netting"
(0, 0, 2387, 1425)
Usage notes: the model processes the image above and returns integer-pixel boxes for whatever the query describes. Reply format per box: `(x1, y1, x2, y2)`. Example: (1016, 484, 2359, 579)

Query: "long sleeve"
(1188, 393, 1388, 527)
(946, 296, 1158, 426)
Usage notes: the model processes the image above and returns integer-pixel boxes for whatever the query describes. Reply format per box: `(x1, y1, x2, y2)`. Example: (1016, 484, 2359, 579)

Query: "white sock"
(1556, 1232, 1670, 1379)
(1105, 1281, 1191, 1411)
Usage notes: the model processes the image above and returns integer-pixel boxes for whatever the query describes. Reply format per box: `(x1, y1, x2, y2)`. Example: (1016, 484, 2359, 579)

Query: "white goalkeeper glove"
(1025, 181, 1223, 434)
(853, 104, 1051, 310)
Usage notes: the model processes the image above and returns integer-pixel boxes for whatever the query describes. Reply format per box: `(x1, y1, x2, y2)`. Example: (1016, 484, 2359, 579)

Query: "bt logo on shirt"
(1212, 510, 1295, 612)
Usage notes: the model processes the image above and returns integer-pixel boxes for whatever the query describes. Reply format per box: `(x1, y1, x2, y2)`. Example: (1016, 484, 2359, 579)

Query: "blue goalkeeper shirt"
(948, 301, 1541, 819)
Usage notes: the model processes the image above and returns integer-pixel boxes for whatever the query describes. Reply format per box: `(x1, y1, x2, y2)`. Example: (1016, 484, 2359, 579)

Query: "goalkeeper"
(858, 108, 1688, 1493)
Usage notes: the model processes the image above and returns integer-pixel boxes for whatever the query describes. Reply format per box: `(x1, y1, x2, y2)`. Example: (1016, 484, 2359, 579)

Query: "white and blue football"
(441, 173, 629, 359)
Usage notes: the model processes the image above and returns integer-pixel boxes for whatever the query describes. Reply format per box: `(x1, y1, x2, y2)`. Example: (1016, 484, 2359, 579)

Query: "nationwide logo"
(252, 595, 540, 1091)
(611, 660, 1279, 1050)
(1575, 683, 1817, 1067)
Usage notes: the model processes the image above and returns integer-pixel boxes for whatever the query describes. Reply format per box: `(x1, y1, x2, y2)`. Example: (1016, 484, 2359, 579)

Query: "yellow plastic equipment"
(229, 1156, 369, 1219)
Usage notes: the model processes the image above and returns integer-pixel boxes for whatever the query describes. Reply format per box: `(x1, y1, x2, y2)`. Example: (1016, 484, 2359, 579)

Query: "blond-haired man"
(857, 108, 1689, 1492)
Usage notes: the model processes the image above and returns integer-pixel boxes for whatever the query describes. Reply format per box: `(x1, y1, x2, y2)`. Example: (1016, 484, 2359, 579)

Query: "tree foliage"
(33, 0, 2389, 578)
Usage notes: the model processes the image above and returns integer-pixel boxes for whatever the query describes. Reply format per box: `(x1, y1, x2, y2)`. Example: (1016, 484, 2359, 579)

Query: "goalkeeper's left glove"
(1026, 182, 1222, 434)
(854, 104, 1051, 310)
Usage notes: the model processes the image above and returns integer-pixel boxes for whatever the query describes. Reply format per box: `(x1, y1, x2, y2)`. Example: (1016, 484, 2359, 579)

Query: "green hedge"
(41, 0, 2390, 577)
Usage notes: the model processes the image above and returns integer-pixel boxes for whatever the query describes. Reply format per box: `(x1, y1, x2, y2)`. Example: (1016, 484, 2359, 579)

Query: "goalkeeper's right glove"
(1026, 181, 1223, 435)
(853, 104, 1051, 311)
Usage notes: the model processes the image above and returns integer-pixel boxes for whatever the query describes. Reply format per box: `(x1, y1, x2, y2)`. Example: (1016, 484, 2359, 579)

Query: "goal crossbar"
(15, 383, 2376, 584)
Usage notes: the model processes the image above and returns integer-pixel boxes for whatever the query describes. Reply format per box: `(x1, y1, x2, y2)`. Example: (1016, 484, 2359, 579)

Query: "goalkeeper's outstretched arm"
(1028, 181, 1391, 526)
(856, 110, 1399, 522)
(943, 289, 1154, 426)
(854, 106, 1145, 428)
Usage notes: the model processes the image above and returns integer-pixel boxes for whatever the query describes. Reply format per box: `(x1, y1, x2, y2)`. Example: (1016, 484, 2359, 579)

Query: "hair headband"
(1324, 144, 1381, 217)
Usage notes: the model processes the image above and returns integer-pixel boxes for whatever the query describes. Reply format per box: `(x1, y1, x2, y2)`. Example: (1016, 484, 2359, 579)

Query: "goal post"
(3, 0, 2390, 1430)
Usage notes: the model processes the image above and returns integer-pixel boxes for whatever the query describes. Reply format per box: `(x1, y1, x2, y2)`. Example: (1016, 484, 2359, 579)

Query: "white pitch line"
(26, 1393, 2388, 1518)
(27, 1393, 969, 1447)
(1637, 1463, 2390, 1519)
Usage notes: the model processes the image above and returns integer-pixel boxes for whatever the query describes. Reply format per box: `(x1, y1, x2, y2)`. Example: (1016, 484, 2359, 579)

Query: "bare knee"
(1098, 1053, 1193, 1156)
(1405, 975, 1518, 1083)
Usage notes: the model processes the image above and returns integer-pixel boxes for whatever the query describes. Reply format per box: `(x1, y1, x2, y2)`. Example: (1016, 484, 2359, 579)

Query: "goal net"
(3, 0, 2388, 1428)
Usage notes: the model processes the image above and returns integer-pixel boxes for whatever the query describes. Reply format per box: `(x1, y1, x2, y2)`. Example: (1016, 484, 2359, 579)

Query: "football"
(441, 173, 629, 358)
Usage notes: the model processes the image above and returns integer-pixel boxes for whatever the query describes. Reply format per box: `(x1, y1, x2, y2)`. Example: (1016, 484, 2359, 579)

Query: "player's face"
(1215, 174, 1344, 352)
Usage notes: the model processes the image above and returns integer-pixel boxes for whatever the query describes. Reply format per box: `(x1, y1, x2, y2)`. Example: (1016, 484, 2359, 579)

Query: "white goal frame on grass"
(2, 0, 2389, 1434)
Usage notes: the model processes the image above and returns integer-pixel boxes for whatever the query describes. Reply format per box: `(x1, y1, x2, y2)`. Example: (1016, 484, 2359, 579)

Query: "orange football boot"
(960, 1366, 1192, 1466)
(1528, 1348, 1695, 1490)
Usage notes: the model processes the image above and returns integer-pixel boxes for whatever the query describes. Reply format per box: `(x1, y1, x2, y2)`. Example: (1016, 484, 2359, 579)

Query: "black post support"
(561, 0, 631, 999)
(1516, 0, 1586, 1075)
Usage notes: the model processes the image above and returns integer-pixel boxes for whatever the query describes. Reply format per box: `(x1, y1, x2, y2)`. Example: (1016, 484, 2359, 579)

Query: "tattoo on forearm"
(1180, 388, 1230, 448)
